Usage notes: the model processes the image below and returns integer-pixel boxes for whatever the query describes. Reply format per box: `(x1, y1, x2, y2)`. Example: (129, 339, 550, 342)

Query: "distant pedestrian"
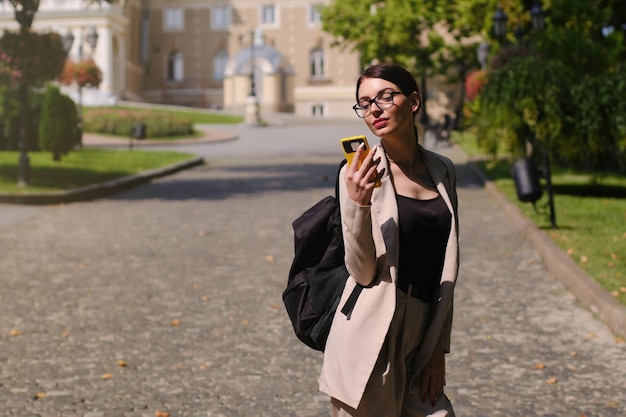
(318, 63, 460, 417)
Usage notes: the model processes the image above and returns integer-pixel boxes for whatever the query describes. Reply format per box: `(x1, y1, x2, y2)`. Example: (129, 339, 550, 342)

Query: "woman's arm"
(338, 145, 384, 286)
(339, 194, 377, 286)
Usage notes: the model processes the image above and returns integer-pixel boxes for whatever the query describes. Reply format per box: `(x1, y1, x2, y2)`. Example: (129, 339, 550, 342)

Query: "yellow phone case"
(340, 135, 369, 168)
(340, 135, 381, 187)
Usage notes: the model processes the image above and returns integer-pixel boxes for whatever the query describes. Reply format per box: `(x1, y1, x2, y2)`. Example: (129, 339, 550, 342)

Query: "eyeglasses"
(353, 91, 404, 118)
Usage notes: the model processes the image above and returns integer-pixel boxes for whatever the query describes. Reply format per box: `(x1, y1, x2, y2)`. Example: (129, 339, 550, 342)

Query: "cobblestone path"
(0, 149, 624, 417)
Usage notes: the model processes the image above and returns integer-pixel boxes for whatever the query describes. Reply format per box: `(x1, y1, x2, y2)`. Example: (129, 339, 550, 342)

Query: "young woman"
(318, 63, 459, 417)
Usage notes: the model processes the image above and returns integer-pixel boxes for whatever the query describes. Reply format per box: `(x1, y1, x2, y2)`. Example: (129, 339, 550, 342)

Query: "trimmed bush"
(38, 85, 78, 161)
(83, 108, 194, 138)
(0, 86, 45, 151)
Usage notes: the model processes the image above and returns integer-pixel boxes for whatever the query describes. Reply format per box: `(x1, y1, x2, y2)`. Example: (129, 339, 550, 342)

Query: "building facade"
(0, 0, 363, 118)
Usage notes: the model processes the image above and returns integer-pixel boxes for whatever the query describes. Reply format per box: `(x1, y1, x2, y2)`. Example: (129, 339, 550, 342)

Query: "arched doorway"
(223, 32, 294, 114)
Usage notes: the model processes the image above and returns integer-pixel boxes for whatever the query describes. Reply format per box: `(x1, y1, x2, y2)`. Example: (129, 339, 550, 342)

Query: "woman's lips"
(373, 118, 387, 129)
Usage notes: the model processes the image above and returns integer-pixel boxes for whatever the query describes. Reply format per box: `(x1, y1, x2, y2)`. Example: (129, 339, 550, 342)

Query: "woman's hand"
(345, 143, 384, 205)
(420, 348, 446, 406)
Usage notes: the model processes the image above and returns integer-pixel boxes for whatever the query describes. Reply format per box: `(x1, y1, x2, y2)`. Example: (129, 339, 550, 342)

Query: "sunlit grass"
(0, 149, 196, 193)
(84, 105, 244, 125)
(452, 130, 626, 306)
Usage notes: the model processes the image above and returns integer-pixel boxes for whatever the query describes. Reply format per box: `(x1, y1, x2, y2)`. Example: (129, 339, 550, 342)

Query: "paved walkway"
(0, 121, 624, 417)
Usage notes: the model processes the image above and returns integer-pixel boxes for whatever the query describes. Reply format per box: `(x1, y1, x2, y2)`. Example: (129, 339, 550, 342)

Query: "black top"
(396, 193, 451, 302)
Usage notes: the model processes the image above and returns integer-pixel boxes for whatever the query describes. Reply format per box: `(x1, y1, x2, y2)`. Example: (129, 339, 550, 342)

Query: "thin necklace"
(388, 150, 434, 187)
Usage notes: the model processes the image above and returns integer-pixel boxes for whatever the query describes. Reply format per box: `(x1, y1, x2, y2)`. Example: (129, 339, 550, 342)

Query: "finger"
(360, 143, 374, 165)
(420, 374, 429, 402)
(430, 377, 443, 405)
(374, 167, 385, 182)
(358, 157, 379, 183)
(346, 144, 363, 171)
(364, 164, 380, 185)
(430, 385, 438, 405)
(354, 142, 367, 169)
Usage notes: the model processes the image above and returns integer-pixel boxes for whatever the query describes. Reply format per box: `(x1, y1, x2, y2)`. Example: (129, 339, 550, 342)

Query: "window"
(261, 4, 276, 25)
(310, 48, 325, 79)
(312, 104, 325, 117)
(213, 50, 228, 81)
(309, 3, 322, 24)
(167, 51, 184, 81)
(163, 8, 184, 31)
(212, 5, 231, 29)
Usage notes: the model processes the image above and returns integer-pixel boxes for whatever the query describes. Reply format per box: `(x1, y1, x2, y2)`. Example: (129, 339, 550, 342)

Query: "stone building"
(0, 0, 362, 118)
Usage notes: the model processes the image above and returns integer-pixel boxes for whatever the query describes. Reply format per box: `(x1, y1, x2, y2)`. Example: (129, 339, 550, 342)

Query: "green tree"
(321, 0, 442, 70)
(487, 0, 625, 75)
(320, 0, 490, 125)
(0, 0, 117, 185)
(473, 0, 626, 171)
(321, 0, 449, 123)
(38, 85, 77, 161)
(474, 57, 573, 158)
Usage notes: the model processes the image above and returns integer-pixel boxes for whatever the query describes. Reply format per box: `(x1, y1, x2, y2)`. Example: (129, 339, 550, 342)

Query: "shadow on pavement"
(107, 160, 484, 202)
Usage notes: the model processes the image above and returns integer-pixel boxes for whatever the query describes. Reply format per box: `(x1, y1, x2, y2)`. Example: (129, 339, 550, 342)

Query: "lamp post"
(530, 4, 554, 228)
(249, 30, 256, 97)
(492, 1, 555, 228)
(16, 38, 29, 187)
(242, 29, 261, 125)
(531, 1, 546, 31)
(493, 2, 545, 43)
(63, 27, 98, 147)
(492, 5, 508, 40)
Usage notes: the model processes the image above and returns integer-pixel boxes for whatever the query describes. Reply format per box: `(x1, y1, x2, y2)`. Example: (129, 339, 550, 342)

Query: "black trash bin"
(134, 123, 146, 140)
(512, 157, 543, 203)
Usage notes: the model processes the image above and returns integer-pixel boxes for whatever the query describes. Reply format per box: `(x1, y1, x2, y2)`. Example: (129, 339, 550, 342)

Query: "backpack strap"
(334, 158, 363, 320)
(340, 285, 363, 319)
(335, 159, 347, 199)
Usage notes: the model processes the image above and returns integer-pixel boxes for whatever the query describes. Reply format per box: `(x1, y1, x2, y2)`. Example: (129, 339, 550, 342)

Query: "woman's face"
(356, 77, 417, 138)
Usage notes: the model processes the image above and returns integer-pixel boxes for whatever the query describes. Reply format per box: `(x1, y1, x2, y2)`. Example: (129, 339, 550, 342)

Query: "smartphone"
(340, 135, 381, 187)
(340, 135, 370, 168)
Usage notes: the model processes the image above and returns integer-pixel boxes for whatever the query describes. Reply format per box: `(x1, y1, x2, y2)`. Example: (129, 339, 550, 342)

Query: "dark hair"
(355, 63, 421, 114)
(356, 63, 422, 143)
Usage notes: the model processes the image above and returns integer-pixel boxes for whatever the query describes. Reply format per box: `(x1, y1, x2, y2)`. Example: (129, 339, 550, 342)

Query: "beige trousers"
(330, 286, 456, 417)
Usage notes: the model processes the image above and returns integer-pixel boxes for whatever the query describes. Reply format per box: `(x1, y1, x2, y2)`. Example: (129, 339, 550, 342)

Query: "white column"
(93, 26, 113, 95)
(117, 34, 126, 97)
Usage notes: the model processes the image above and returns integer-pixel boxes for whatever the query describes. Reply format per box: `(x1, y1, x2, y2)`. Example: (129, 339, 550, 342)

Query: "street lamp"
(61, 30, 74, 56)
(491, 1, 555, 228)
(493, 2, 545, 45)
(531, 1, 545, 31)
(241, 29, 261, 125)
(492, 6, 508, 39)
(16, 43, 29, 187)
(249, 30, 256, 97)
(62, 27, 98, 147)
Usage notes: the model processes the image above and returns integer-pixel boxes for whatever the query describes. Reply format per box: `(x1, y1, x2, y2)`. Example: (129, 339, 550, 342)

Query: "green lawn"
(452, 130, 626, 306)
(0, 149, 196, 193)
(84, 106, 244, 125)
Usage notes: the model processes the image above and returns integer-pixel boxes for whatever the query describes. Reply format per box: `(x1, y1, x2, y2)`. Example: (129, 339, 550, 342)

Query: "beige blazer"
(318, 143, 459, 410)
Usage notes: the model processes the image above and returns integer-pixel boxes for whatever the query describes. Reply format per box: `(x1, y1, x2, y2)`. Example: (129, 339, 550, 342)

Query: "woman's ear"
(411, 92, 421, 112)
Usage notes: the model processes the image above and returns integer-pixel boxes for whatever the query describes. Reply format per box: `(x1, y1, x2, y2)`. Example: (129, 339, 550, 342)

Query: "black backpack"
(283, 160, 362, 351)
